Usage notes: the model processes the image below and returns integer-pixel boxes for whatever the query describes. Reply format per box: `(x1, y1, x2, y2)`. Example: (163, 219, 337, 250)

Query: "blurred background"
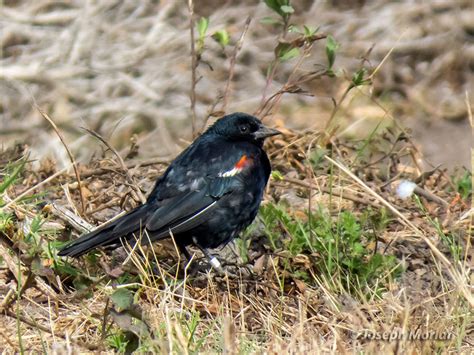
(1, 0, 472, 171)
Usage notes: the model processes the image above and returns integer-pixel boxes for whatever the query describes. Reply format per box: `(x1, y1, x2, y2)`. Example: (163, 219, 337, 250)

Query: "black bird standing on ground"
(58, 113, 280, 267)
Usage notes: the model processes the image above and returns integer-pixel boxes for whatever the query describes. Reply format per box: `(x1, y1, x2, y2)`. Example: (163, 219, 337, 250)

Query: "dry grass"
(0, 125, 472, 352)
(1, 0, 473, 353)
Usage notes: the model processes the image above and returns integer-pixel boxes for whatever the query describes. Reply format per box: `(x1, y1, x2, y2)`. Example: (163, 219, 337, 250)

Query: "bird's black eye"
(240, 125, 249, 133)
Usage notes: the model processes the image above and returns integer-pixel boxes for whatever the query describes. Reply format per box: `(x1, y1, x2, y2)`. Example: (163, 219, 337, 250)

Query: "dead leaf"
(294, 278, 307, 294)
(253, 255, 266, 274)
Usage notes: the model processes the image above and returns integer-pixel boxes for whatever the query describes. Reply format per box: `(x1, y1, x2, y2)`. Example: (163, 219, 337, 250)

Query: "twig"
(259, 59, 280, 111)
(281, 177, 383, 210)
(322, 34, 405, 143)
(0, 328, 17, 349)
(464, 91, 473, 267)
(188, 0, 198, 138)
(100, 298, 110, 343)
(82, 128, 128, 171)
(413, 186, 449, 207)
(86, 197, 122, 216)
(4, 309, 100, 351)
(262, 43, 316, 117)
(258, 9, 294, 108)
(0, 243, 35, 311)
(37, 108, 87, 216)
(256, 37, 326, 119)
(368, 39, 398, 81)
(48, 202, 94, 233)
(323, 83, 353, 142)
(81, 127, 146, 203)
(79, 157, 169, 178)
(221, 16, 252, 114)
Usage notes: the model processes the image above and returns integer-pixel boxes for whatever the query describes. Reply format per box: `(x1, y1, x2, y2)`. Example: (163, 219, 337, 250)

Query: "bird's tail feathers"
(58, 205, 149, 257)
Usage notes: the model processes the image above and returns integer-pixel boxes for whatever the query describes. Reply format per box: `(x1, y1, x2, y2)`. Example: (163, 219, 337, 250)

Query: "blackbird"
(58, 112, 280, 266)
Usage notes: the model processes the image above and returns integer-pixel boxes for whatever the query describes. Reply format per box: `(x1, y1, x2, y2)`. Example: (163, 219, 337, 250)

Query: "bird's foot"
(184, 254, 249, 278)
(185, 255, 225, 275)
(184, 257, 214, 276)
(180, 246, 253, 279)
(193, 259, 252, 279)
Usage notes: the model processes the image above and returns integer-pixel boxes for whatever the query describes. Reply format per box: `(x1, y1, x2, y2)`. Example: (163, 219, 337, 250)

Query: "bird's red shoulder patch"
(235, 155, 250, 169)
(219, 155, 253, 177)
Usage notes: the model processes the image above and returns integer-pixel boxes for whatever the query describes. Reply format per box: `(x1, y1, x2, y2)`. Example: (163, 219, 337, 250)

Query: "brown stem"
(282, 177, 384, 210)
(258, 59, 279, 113)
(188, 0, 198, 138)
(79, 157, 169, 179)
(322, 84, 354, 143)
(221, 16, 252, 114)
(4, 309, 100, 351)
(82, 127, 146, 203)
(257, 43, 317, 119)
(37, 107, 87, 216)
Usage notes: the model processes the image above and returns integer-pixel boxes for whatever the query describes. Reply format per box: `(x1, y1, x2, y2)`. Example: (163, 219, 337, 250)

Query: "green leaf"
(310, 147, 328, 168)
(271, 170, 284, 181)
(303, 25, 318, 37)
(288, 24, 301, 33)
(111, 288, 134, 312)
(353, 242, 365, 255)
(197, 17, 209, 39)
(109, 309, 150, 338)
(0, 210, 13, 232)
(264, 0, 291, 18)
(281, 47, 299, 61)
(325, 35, 339, 69)
(196, 17, 209, 54)
(276, 43, 300, 61)
(280, 5, 294, 14)
(351, 68, 369, 87)
(52, 259, 80, 277)
(454, 170, 472, 199)
(265, 0, 283, 15)
(0, 158, 26, 194)
(212, 29, 230, 48)
(260, 16, 284, 26)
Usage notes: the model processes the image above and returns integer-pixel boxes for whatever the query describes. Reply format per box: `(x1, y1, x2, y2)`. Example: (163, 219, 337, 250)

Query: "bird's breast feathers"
(218, 155, 254, 178)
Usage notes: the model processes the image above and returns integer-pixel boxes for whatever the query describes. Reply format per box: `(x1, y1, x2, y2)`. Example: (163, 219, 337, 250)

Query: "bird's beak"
(253, 125, 282, 139)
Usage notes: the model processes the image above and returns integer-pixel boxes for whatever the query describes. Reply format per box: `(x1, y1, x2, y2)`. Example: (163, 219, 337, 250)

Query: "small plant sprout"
(196, 17, 209, 56)
(325, 35, 340, 74)
(264, 0, 294, 25)
(212, 29, 230, 49)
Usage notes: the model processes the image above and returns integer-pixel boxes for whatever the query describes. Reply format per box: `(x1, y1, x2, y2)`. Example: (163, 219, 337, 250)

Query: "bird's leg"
(177, 242, 201, 275)
(177, 242, 192, 262)
(192, 237, 224, 274)
(176, 242, 210, 276)
(199, 247, 222, 270)
(199, 247, 244, 278)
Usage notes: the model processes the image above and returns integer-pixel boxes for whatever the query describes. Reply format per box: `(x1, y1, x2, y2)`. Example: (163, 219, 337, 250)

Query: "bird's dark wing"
(144, 176, 236, 242)
(147, 135, 244, 202)
(59, 175, 237, 257)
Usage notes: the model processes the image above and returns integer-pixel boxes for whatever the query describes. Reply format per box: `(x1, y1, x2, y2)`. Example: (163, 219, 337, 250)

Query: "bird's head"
(208, 112, 281, 145)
